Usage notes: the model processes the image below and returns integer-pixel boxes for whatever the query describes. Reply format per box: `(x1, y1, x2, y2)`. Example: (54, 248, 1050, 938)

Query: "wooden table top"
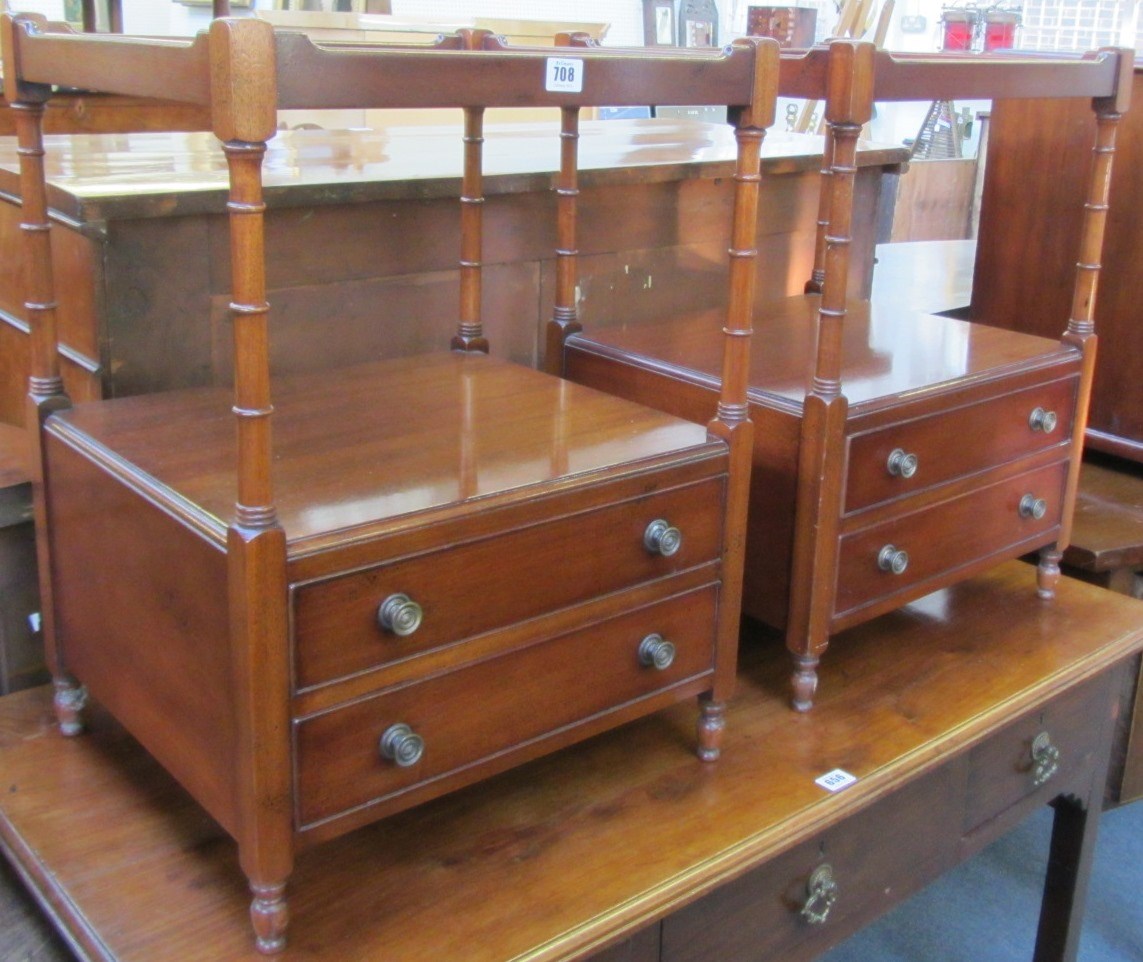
(0, 120, 908, 223)
(1, 561, 1140, 961)
(52, 352, 715, 549)
(1067, 459, 1143, 573)
(575, 294, 1067, 411)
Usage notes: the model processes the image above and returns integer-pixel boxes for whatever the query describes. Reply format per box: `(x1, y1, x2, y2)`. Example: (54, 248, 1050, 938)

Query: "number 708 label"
(546, 57, 584, 93)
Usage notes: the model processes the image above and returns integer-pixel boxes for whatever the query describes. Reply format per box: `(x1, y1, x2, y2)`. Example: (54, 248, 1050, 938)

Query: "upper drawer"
(294, 583, 719, 832)
(292, 473, 725, 690)
(845, 374, 1078, 514)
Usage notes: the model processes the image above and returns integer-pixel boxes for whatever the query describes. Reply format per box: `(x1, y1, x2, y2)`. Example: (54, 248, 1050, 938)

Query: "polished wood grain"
(1065, 460, 1143, 579)
(975, 67, 1143, 462)
(48, 354, 714, 547)
(0, 562, 1140, 962)
(0, 92, 212, 135)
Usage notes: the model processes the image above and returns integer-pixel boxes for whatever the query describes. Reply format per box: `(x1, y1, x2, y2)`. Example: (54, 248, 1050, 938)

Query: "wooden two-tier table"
(0, 560, 1139, 962)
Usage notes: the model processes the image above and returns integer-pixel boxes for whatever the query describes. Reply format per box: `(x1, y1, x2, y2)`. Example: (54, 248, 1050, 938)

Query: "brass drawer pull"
(886, 448, 919, 479)
(377, 593, 423, 637)
(1031, 731, 1060, 786)
(379, 723, 425, 768)
(800, 864, 839, 925)
(877, 544, 909, 575)
(638, 633, 676, 671)
(643, 519, 682, 557)
(1028, 407, 1058, 434)
(1019, 494, 1048, 520)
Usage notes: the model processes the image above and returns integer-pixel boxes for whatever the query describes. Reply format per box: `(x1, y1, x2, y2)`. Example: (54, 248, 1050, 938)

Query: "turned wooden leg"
(250, 880, 289, 955)
(696, 697, 725, 762)
(791, 653, 819, 713)
(1038, 546, 1063, 600)
(52, 677, 87, 737)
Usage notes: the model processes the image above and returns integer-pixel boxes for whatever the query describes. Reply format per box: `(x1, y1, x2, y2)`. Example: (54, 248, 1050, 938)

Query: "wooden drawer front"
(293, 474, 724, 690)
(295, 584, 718, 830)
(834, 460, 1067, 620)
(845, 374, 1078, 514)
(662, 762, 962, 962)
(964, 672, 1110, 833)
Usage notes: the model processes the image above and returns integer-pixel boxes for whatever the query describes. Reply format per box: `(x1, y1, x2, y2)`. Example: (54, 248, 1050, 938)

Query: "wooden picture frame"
(643, 0, 676, 46)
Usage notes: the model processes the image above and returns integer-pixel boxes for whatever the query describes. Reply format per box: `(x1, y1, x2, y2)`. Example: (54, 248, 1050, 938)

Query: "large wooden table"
(1, 561, 1140, 961)
(0, 120, 907, 423)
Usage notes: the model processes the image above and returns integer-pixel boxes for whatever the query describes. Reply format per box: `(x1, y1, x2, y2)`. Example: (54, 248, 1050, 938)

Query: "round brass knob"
(638, 633, 676, 670)
(1019, 494, 1048, 520)
(1031, 731, 1060, 786)
(877, 544, 909, 575)
(800, 864, 839, 925)
(644, 519, 682, 557)
(379, 723, 424, 767)
(1029, 407, 1058, 434)
(886, 448, 919, 479)
(377, 593, 423, 637)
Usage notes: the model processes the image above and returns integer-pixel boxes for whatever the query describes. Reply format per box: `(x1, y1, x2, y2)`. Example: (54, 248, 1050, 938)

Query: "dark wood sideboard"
(973, 63, 1143, 463)
(0, 561, 1140, 961)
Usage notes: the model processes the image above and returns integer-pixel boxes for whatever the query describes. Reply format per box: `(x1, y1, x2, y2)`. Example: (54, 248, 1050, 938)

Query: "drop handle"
(1031, 731, 1060, 787)
(800, 864, 839, 925)
(1019, 494, 1048, 520)
(886, 448, 919, 478)
(379, 723, 425, 768)
(638, 633, 676, 670)
(1029, 407, 1058, 434)
(877, 544, 909, 575)
(644, 519, 682, 557)
(377, 593, 423, 637)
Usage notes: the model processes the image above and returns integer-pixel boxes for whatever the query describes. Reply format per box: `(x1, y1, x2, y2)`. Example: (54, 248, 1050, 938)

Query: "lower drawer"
(834, 460, 1067, 621)
(661, 762, 963, 962)
(295, 583, 718, 831)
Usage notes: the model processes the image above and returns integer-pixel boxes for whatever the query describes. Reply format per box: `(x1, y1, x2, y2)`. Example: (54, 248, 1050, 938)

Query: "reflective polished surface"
(51, 352, 714, 546)
(0, 120, 907, 221)
(578, 294, 1069, 410)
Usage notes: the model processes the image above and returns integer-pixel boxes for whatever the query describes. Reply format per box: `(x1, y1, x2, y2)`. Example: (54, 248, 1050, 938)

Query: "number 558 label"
(546, 57, 584, 93)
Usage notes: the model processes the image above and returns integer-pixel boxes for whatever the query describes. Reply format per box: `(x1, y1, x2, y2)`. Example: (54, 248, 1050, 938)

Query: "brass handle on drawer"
(643, 519, 682, 557)
(377, 593, 423, 637)
(638, 633, 676, 671)
(886, 448, 919, 479)
(1031, 731, 1060, 787)
(379, 723, 425, 768)
(800, 864, 839, 925)
(877, 544, 909, 575)
(1029, 407, 1058, 434)
(1019, 494, 1048, 520)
